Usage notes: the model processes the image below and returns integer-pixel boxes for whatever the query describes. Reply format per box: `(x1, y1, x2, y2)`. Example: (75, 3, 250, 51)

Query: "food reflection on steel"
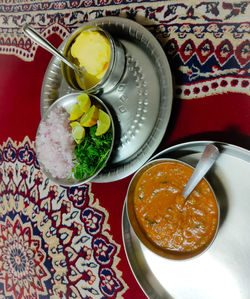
(67, 29, 111, 90)
(132, 160, 219, 257)
(71, 30, 111, 88)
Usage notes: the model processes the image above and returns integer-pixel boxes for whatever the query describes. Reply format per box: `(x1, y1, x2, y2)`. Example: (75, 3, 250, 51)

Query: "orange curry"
(134, 161, 218, 253)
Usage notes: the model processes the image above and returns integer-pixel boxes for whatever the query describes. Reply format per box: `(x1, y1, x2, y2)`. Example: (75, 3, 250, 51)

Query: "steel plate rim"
(122, 140, 250, 299)
(151, 140, 250, 162)
(40, 16, 173, 183)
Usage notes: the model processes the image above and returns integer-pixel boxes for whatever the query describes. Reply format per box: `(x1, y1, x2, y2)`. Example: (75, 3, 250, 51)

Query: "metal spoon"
(182, 144, 219, 199)
(22, 24, 85, 80)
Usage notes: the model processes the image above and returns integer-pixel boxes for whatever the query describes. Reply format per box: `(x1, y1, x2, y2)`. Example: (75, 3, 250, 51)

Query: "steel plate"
(40, 17, 173, 183)
(122, 141, 250, 299)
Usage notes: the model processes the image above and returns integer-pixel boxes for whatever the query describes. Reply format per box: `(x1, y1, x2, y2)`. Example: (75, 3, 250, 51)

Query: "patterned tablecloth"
(0, 1, 249, 298)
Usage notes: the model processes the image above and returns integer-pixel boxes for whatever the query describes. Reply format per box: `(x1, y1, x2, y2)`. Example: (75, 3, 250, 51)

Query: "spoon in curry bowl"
(22, 24, 85, 84)
(182, 144, 219, 199)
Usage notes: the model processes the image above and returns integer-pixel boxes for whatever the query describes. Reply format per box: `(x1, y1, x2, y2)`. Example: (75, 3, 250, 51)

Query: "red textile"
(0, 33, 249, 298)
(1, 39, 249, 146)
(0, 8, 249, 297)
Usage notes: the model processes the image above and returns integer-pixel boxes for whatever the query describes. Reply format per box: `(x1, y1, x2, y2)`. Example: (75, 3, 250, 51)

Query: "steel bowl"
(126, 158, 220, 260)
(35, 92, 115, 186)
(61, 25, 126, 94)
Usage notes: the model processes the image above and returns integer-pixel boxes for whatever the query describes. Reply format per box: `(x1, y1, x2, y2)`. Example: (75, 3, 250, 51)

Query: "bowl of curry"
(126, 158, 220, 260)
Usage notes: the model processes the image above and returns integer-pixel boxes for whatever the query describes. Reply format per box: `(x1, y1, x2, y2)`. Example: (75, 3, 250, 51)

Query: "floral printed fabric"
(0, 0, 249, 99)
(0, 137, 127, 298)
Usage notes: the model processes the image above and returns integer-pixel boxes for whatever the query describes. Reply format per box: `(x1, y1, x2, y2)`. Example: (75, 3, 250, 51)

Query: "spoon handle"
(182, 144, 219, 199)
(22, 24, 79, 73)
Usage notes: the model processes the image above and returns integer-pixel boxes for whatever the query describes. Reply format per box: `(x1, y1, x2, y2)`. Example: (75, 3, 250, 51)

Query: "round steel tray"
(122, 141, 250, 299)
(40, 17, 173, 183)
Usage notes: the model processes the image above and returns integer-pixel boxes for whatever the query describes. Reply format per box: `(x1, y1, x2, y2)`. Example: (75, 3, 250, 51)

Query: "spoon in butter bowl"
(181, 144, 220, 200)
(22, 24, 85, 86)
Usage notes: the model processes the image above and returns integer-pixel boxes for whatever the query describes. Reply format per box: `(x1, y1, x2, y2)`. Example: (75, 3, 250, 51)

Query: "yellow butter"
(71, 31, 111, 80)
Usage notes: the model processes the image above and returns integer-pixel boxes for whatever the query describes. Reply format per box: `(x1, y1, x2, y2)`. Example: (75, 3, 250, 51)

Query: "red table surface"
(1, 39, 249, 146)
(0, 32, 249, 298)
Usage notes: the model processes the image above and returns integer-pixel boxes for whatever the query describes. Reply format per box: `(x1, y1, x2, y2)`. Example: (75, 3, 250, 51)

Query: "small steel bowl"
(126, 158, 220, 260)
(35, 92, 115, 186)
(61, 25, 126, 94)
